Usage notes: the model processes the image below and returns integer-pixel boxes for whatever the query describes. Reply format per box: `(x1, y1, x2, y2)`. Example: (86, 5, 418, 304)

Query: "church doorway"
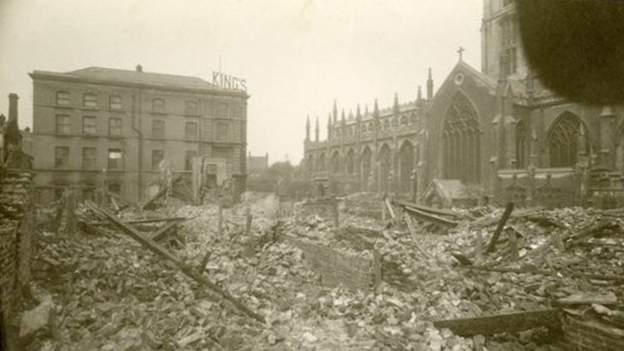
(547, 112, 588, 168)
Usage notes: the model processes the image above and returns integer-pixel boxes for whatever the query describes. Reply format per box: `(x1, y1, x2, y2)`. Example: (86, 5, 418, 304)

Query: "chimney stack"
(136, 64, 143, 72)
(8, 93, 18, 122)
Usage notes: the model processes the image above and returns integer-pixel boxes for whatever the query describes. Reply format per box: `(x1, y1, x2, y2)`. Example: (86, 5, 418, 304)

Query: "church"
(303, 0, 624, 208)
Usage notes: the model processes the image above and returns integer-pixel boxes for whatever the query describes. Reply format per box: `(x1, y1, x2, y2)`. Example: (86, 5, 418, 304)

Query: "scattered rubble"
(20, 192, 624, 350)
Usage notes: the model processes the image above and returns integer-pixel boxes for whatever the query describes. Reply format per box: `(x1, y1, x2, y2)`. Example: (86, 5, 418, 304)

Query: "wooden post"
(486, 202, 515, 254)
(245, 205, 252, 234)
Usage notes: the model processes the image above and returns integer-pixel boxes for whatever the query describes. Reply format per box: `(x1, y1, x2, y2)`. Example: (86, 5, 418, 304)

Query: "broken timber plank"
(403, 214, 433, 259)
(433, 309, 561, 336)
(393, 199, 460, 219)
(486, 202, 515, 254)
(403, 205, 459, 227)
(150, 220, 179, 242)
(84, 201, 265, 324)
(384, 198, 396, 220)
(86, 217, 188, 226)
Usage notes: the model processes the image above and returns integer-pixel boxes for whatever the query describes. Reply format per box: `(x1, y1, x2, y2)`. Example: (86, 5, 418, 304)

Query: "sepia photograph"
(1, 0, 623, 350)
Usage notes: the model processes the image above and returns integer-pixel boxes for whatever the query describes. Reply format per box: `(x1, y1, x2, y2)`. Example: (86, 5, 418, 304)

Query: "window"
(56, 115, 71, 135)
(152, 98, 165, 113)
(503, 0, 514, 7)
(231, 105, 243, 118)
(54, 146, 69, 168)
(152, 150, 164, 170)
(110, 95, 122, 110)
(152, 120, 165, 138)
(185, 101, 198, 115)
(108, 183, 121, 195)
(216, 122, 229, 141)
(185, 150, 197, 170)
(216, 103, 228, 118)
(108, 149, 123, 169)
(83, 93, 97, 108)
(109, 118, 122, 136)
(501, 16, 518, 75)
(383, 120, 390, 130)
(56, 91, 70, 105)
(82, 147, 96, 169)
(82, 116, 97, 135)
(400, 115, 409, 125)
(185, 121, 198, 139)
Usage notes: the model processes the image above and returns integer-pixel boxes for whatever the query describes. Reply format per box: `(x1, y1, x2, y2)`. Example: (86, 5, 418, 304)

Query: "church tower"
(481, 0, 528, 80)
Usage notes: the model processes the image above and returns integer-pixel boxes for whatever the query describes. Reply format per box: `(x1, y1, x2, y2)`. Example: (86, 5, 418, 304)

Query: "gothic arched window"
(399, 141, 414, 193)
(346, 149, 355, 174)
(442, 93, 481, 183)
(548, 112, 588, 167)
(516, 120, 527, 169)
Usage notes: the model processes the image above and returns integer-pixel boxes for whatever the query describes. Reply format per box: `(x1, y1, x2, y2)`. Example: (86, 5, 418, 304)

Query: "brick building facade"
(30, 65, 248, 203)
(304, 0, 624, 207)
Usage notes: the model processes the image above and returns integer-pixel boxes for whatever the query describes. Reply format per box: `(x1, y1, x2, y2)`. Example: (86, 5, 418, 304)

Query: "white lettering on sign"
(212, 72, 247, 92)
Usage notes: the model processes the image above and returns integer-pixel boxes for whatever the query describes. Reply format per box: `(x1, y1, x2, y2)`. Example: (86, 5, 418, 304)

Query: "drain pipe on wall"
(131, 91, 144, 201)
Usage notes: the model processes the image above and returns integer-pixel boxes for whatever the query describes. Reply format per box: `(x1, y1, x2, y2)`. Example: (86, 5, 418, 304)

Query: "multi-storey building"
(305, 0, 624, 207)
(30, 65, 248, 203)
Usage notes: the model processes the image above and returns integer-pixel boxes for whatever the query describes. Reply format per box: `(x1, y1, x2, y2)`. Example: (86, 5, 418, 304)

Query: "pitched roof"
(31, 66, 245, 94)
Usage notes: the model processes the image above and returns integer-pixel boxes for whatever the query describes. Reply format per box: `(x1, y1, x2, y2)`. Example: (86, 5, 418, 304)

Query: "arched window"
(361, 147, 372, 189)
(442, 93, 481, 183)
(399, 141, 414, 193)
(378, 144, 392, 191)
(331, 151, 340, 174)
(346, 149, 355, 175)
(318, 153, 326, 171)
(400, 115, 409, 125)
(548, 112, 588, 167)
(516, 120, 527, 169)
(307, 155, 314, 173)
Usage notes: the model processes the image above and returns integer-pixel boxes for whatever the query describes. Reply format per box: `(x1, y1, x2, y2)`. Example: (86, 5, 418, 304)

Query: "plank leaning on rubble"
(84, 201, 266, 324)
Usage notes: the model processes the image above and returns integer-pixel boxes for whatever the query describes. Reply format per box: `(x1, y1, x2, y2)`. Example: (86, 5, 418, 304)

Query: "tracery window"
(442, 93, 481, 183)
(548, 112, 588, 167)
(516, 120, 527, 168)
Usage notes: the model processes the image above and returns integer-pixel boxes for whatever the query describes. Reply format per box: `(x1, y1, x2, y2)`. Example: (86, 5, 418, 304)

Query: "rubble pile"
(21, 193, 624, 350)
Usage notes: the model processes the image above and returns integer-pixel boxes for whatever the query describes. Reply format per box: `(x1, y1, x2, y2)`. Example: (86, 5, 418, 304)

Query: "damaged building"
(303, 0, 624, 208)
(30, 65, 249, 203)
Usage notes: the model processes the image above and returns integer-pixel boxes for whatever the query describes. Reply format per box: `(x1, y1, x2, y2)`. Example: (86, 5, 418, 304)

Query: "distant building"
(304, 0, 624, 207)
(30, 65, 249, 202)
(247, 152, 269, 175)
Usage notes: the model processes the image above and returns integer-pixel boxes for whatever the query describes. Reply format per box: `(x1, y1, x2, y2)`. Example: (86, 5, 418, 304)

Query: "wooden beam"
(84, 201, 265, 324)
(149, 221, 179, 242)
(433, 309, 561, 336)
(85, 217, 188, 226)
(403, 205, 459, 227)
(486, 202, 515, 254)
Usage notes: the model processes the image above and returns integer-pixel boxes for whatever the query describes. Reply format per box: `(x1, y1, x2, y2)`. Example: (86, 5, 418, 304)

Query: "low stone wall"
(287, 237, 376, 291)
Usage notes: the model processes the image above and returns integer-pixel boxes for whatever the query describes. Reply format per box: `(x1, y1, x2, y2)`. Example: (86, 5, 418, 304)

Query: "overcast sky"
(0, 0, 481, 164)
